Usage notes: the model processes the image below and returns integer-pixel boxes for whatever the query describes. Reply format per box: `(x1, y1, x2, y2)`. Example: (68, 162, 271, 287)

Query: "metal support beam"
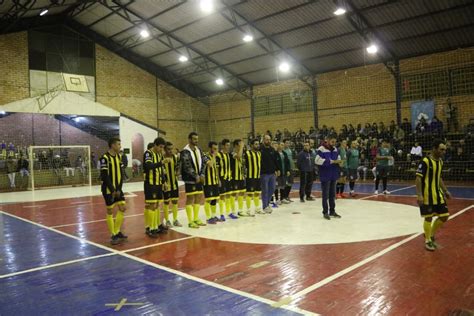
(311, 76, 318, 129)
(0, 0, 36, 34)
(250, 86, 255, 135)
(394, 60, 402, 125)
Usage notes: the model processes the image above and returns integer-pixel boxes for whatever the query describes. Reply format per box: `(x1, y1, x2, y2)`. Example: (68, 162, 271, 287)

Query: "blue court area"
(0, 213, 300, 315)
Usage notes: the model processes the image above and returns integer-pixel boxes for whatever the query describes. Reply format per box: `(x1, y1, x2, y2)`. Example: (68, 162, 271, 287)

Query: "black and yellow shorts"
(144, 183, 163, 203)
(185, 183, 203, 196)
(163, 189, 179, 202)
(102, 190, 126, 209)
(219, 179, 232, 195)
(246, 178, 261, 193)
(232, 179, 246, 193)
(204, 184, 220, 201)
(420, 204, 449, 218)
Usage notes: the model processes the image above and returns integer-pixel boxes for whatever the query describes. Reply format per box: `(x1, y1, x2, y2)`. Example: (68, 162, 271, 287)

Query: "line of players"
(99, 132, 265, 245)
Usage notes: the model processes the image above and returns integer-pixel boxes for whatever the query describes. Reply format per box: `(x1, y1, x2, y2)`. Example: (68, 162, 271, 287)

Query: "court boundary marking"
(0, 211, 316, 316)
(273, 204, 474, 309)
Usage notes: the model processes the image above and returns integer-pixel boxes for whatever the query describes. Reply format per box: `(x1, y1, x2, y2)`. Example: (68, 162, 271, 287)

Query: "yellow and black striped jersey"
(100, 152, 123, 194)
(204, 153, 219, 186)
(230, 152, 244, 181)
(164, 154, 179, 191)
(216, 151, 232, 181)
(244, 150, 261, 179)
(416, 156, 445, 205)
(143, 149, 164, 185)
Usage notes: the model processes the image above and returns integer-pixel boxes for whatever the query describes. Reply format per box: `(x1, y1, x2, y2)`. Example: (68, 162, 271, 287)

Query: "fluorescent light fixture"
(0, 111, 6, 115)
(278, 62, 290, 73)
(179, 55, 188, 62)
(243, 34, 253, 42)
(366, 44, 378, 54)
(73, 117, 83, 122)
(39, 8, 48, 16)
(140, 29, 150, 38)
(333, 8, 346, 15)
(200, 0, 214, 13)
(215, 78, 224, 86)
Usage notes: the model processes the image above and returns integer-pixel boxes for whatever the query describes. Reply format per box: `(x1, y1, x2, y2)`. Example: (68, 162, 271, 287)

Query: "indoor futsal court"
(0, 0, 474, 315)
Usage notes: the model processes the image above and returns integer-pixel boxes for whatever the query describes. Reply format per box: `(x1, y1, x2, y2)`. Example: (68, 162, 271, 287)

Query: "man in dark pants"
(260, 135, 280, 213)
(297, 141, 313, 203)
(315, 135, 343, 220)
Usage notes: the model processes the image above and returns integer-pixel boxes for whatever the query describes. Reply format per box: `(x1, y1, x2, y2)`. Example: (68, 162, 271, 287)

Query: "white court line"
(22, 205, 46, 208)
(70, 200, 94, 205)
(274, 204, 474, 308)
(0, 253, 115, 279)
(0, 211, 315, 316)
(358, 185, 416, 200)
(123, 236, 195, 253)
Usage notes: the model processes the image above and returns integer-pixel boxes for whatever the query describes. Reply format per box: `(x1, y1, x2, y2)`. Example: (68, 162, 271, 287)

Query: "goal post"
(28, 145, 92, 191)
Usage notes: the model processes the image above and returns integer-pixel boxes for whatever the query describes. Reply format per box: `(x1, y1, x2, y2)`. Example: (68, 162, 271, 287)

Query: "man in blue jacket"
(315, 135, 343, 220)
(297, 141, 313, 203)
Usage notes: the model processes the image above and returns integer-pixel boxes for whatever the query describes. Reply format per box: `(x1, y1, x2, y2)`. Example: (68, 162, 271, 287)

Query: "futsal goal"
(28, 145, 92, 191)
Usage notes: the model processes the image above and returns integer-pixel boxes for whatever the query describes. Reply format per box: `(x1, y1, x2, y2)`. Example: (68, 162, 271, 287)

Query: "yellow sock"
(225, 198, 231, 215)
(172, 204, 178, 221)
(423, 220, 432, 242)
(211, 204, 217, 217)
(144, 208, 150, 228)
(154, 208, 161, 229)
(149, 210, 155, 230)
(237, 195, 244, 211)
(193, 204, 200, 221)
(185, 205, 193, 223)
(106, 214, 115, 236)
(114, 211, 124, 235)
(163, 204, 169, 221)
(431, 218, 445, 238)
(246, 196, 252, 210)
(254, 195, 260, 209)
(219, 199, 225, 215)
(205, 202, 211, 219)
(230, 196, 236, 213)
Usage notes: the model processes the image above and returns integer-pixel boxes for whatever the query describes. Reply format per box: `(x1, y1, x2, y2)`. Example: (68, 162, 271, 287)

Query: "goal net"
(28, 145, 92, 191)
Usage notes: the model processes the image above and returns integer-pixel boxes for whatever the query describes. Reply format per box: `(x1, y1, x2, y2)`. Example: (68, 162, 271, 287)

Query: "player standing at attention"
(416, 139, 451, 251)
(180, 132, 206, 228)
(203, 141, 221, 224)
(100, 137, 128, 245)
(375, 139, 393, 195)
(216, 139, 232, 222)
(244, 139, 262, 215)
(143, 137, 169, 237)
(230, 139, 247, 218)
(347, 140, 360, 197)
(336, 140, 348, 198)
(163, 141, 182, 227)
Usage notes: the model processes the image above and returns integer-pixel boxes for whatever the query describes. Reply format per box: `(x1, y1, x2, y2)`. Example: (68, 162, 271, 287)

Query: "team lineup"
(100, 133, 452, 251)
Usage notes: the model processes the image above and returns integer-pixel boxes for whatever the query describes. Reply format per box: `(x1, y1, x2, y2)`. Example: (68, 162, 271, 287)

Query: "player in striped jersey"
(416, 139, 451, 251)
(216, 139, 232, 222)
(163, 141, 182, 227)
(100, 137, 127, 245)
(203, 141, 221, 224)
(230, 139, 247, 218)
(244, 139, 262, 215)
(143, 137, 170, 237)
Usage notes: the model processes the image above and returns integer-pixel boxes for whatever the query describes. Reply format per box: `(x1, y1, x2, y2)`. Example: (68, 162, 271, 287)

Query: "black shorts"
(163, 189, 179, 202)
(204, 184, 220, 200)
(232, 179, 246, 193)
(219, 179, 232, 195)
(348, 169, 358, 181)
(144, 183, 163, 203)
(376, 165, 391, 177)
(420, 204, 449, 218)
(102, 190, 125, 209)
(246, 178, 261, 193)
(185, 183, 203, 196)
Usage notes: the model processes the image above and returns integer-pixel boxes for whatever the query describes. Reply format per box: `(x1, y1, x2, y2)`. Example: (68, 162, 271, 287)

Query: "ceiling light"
(278, 62, 290, 73)
(215, 78, 224, 86)
(0, 111, 6, 115)
(39, 8, 48, 16)
(179, 55, 188, 62)
(140, 29, 150, 38)
(200, 0, 214, 13)
(73, 117, 83, 122)
(243, 34, 253, 42)
(366, 44, 378, 54)
(333, 8, 346, 15)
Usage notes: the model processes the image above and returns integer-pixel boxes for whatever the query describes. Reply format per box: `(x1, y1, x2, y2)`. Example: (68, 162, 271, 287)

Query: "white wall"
(119, 116, 158, 163)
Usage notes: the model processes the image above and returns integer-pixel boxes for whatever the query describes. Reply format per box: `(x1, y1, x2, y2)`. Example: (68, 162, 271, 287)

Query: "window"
(254, 90, 313, 117)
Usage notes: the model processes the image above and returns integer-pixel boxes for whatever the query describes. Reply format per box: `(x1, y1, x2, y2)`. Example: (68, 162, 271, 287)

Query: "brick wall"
(0, 32, 29, 105)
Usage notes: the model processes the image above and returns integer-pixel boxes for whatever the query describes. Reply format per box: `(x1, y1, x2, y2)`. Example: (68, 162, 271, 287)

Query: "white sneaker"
(255, 209, 266, 215)
(282, 199, 290, 204)
(374, 190, 379, 195)
(264, 207, 273, 214)
(383, 190, 391, 195)
(277, 200, 282, 205)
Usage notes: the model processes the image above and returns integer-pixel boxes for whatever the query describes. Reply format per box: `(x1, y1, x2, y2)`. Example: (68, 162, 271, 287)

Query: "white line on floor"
(22, 205, 46, 208)
(273, 204, 473, 308)
(123, 236, 195, 253)
(0, 211, 315, 316)
(358, 185, 416, 200)
(70, 200, 93, 205)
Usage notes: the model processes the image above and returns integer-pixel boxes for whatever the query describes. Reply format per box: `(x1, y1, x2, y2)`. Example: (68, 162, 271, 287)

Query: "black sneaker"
(430, 236, 438, 249)
(158, 224, 168, 234)
(300, 198, 305, 203)
(110, 235, 121, 245)
(323, 214, 331, 220)
(306, 196, 315, 201)
(425, 240, 436, 251)
(330, 212, 342, 218)
(116, 232, 128, 240)
(145, 227, 155, 237)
